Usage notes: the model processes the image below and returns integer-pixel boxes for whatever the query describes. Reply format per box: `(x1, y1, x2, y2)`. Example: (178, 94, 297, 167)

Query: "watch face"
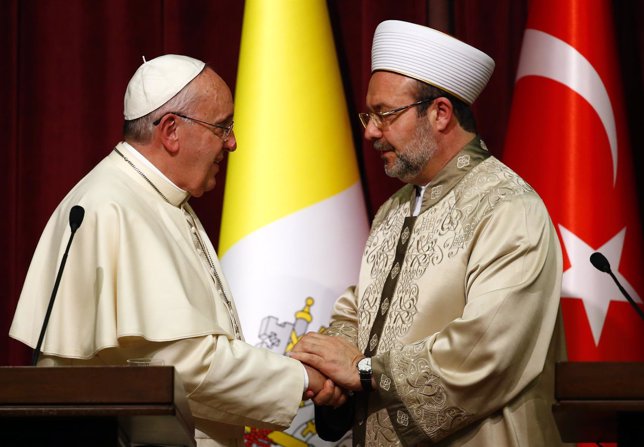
(358, 357, 372, 372)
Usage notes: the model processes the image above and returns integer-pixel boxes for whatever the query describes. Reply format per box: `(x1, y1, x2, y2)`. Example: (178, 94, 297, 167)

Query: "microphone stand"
(590, 251, 644, 322)
(32, 206, 85, 365)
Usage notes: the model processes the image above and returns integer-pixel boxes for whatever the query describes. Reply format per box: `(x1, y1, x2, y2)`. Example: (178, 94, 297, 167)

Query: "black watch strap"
(357, 357, 373, 392)
(359, 370, 373, 392)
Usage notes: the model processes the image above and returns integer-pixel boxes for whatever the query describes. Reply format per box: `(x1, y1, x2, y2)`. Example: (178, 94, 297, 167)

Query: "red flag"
(503, 0, 644, 362)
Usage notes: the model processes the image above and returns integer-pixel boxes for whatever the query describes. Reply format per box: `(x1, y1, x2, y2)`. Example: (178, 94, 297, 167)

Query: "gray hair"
(414, 80, 477, 133)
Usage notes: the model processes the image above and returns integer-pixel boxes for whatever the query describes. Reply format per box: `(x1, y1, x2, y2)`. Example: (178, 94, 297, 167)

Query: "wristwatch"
(357, 357, 373, 392)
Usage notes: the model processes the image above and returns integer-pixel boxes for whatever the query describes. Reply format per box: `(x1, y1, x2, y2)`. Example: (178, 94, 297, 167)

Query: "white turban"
(123, 54, 206, 120)
(371, 20, 495, 104)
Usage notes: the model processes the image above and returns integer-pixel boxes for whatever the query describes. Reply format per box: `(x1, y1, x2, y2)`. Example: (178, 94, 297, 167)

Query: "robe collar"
(111, 141, 190, 207)
(415, 136, 491, 214)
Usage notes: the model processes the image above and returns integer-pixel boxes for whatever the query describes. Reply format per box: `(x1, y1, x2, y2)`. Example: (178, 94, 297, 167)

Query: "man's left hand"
(291, 332, 363, 391)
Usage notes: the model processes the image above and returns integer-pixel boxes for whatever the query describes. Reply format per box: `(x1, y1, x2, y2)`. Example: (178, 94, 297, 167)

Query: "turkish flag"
(503, 0, 644, 362)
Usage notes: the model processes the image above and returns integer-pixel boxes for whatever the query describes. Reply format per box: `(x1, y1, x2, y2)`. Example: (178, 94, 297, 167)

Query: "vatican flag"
(219, 0, 369, 445)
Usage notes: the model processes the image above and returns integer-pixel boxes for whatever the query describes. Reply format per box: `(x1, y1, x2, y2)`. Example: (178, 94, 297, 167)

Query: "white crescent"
(516, 29, 618, 186)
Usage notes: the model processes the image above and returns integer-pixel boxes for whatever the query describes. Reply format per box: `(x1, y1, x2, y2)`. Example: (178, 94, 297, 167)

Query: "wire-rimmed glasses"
(153, 112, 234, 142)
(358, 97, 438, 129)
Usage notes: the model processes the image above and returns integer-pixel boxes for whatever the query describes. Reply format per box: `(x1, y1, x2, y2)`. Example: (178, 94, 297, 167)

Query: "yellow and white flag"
(219, 0, 369, 445)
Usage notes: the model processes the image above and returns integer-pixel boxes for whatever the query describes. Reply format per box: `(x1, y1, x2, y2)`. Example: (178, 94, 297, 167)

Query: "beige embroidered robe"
(328, 137, 567, 446)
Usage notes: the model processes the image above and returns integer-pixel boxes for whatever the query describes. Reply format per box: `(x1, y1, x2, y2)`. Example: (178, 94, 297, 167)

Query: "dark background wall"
(1, 0, 642, 365)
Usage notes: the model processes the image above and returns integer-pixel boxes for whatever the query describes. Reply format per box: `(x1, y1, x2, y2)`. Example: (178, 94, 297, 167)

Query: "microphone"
(590, 251, 644, 322)
(69, 205, 84, 232)
(32, 205, 85, 365)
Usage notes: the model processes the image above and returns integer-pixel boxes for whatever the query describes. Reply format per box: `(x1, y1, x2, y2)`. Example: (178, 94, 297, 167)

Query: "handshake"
(290, 333, 371, 407)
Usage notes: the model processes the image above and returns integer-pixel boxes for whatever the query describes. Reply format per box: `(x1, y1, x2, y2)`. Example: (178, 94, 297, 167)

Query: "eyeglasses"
(153, 112, 234, 142)
(358, 97, 438, 129)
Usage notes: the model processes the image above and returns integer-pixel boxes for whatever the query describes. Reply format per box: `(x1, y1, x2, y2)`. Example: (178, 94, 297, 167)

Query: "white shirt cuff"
(301, 362, 309, 392)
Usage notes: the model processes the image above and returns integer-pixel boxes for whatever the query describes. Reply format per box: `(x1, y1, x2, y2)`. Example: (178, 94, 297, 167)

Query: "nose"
(363, 119, 382, 142)
(224, 130, 237, 152)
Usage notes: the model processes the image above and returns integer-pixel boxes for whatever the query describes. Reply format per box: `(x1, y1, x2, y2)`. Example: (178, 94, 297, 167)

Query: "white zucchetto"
(123, 54, 206, 120)
(371, 20, 495, 104)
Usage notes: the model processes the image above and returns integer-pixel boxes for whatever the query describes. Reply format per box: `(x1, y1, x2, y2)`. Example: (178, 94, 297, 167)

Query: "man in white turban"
(292, 20, 567, 446)
(10, 54, 340, 447)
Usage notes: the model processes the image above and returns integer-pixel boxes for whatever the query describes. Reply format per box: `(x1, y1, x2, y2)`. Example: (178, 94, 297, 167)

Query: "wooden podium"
(554, 362, 644, 446)
(0, 366, 196, 446)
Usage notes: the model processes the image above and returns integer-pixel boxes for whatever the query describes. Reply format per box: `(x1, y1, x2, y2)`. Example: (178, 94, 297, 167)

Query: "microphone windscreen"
(590, 252, 611, 273)
(69, 205, 85, 232)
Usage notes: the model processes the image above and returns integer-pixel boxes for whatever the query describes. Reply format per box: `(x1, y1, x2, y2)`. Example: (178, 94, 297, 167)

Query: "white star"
(559, 225, 642, 345)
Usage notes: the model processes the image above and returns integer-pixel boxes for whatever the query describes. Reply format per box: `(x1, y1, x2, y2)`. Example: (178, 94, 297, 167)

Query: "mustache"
(374, 139, 395, 152)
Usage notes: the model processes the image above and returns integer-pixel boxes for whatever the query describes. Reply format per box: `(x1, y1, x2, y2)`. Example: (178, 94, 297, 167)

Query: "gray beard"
(375, 122, 437, 182)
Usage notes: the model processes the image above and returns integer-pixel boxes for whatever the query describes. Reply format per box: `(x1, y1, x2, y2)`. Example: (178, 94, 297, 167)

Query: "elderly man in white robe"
(10, 54, 341, 447)
(291, 21, 567, 447)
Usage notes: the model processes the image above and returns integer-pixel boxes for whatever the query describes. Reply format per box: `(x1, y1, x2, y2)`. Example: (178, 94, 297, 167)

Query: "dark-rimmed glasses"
(358, 97, 438, 129)
(153, 112, 234, 142)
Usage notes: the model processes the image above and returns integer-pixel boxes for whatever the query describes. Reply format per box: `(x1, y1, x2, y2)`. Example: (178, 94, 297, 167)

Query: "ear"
(155, 114, 180, 155)
(431, 97, 454, 132)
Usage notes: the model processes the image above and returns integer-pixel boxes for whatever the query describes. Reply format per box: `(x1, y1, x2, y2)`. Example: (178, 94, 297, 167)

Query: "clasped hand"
(293, 332, 364, 407)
